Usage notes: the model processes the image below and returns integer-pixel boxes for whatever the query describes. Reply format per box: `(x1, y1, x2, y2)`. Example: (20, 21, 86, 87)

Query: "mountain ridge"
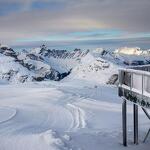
(0, 44, 150, 84)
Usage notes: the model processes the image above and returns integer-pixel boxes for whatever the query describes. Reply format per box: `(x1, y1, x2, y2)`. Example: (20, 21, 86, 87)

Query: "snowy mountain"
(67, 52, 118, 84)
(99, 47, 150, 66)
(30, 45, 89, 73)
(0, 44, 115, 83)
(0, 44, 150, 84)
(0, 45, 66, 83)
(0, 45, 89, 83)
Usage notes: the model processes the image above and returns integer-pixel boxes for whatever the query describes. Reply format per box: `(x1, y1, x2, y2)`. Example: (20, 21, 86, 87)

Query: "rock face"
(0, 47, 17, 58)
(37, 45, 89, 59)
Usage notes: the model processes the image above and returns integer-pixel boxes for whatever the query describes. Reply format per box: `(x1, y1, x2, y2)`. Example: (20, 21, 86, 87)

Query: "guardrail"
(119, 66, 150, 108)
(118, 65, 150, 146)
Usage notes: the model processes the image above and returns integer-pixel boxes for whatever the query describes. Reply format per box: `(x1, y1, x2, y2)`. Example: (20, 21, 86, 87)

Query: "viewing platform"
(118, 65, 150, 146)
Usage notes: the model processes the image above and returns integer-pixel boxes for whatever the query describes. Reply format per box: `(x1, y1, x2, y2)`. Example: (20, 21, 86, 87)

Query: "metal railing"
(131, 65, 150, 72)
(119, 65, 150, 146)
(119, 65, 150, 108)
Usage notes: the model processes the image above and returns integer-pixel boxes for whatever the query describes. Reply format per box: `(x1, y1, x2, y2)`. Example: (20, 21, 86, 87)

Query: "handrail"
(119, 68, 150, 77)
(131, 64, 150, 69)
(119, 65, 150, 109)
(119, 65, 150, 146)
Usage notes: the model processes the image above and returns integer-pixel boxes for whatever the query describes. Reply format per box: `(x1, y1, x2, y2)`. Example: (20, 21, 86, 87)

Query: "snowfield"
(0, 79, 150, 150)
(0, 46, 150, 150)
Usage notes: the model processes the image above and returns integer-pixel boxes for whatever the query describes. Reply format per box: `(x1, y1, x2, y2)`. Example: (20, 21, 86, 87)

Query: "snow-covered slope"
(0, 79, 149, 150)
(0, 53, 32, 83)
(66, 53, 118, 84)
(30, 45, 89, 73)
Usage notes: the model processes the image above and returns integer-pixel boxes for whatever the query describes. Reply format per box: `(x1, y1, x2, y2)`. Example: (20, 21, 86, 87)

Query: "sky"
(0, 0, 150, 50)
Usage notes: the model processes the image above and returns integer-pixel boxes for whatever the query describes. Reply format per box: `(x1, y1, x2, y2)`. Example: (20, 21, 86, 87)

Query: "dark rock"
(107, 74, 118, 85)
(19, 75, 28, 83)
(33, 77, 45, 81)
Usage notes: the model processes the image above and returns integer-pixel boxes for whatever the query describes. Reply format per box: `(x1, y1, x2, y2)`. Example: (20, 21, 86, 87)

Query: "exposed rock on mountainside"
(107, 74, 118, 85)
(37, 45, 89, 59)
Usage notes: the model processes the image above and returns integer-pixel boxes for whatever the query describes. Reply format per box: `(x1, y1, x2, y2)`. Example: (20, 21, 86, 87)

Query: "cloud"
(0, 0, 150, 47)
(12, 37, 150, 50)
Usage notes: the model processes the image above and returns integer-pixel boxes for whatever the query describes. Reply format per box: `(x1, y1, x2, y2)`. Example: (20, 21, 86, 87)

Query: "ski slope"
(0, 79, 150, 150)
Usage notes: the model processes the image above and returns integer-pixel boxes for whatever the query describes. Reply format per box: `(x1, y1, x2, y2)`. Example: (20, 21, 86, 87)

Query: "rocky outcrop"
(107, 74, 118, 85)
(0, 46, 17, 59)
(34, 45, 89, 60)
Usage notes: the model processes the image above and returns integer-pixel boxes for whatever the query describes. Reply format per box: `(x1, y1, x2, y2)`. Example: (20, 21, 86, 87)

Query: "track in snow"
(66, 103, 86, 131)
(0, 106, 17, 123)
(0, 85, 87, 136)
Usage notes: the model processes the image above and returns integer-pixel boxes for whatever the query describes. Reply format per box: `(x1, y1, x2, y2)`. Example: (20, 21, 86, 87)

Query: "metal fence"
(118, 65, 150, 146)
(119, 65, 150, 108)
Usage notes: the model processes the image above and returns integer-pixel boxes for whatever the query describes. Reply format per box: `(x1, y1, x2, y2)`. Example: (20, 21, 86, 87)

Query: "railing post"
(133, 104, 138, 144)
(119, 70, 123, 86)
(142, 74, 144, 97)
(122, 99, 127, 146)
(130, 72, 133, 91)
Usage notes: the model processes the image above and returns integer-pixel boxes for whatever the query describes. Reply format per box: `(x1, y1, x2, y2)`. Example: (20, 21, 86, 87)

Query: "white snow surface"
(67, 53, 118, 84)
(0, 79, 149, 150)
(0, 47, 150, 149)
(44, 57, 79, 73)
